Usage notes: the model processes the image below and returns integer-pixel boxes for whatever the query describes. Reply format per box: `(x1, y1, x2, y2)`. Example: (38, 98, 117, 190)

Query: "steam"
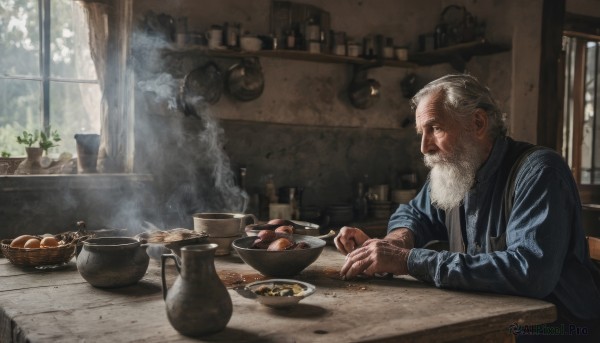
(137, 73, 179, 110)
(126, 21, 247, 231)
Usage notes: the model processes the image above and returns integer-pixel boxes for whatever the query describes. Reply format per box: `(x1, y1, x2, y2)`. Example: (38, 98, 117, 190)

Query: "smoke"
(129, 18, 247, 231)
(137, 73, 179, 110)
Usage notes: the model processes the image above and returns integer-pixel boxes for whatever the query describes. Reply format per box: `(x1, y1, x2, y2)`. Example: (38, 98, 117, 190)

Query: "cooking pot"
(348, 67, 380, 109)
(226, 57, 264, 101)
(179, 61, 223, 117)
(76, 237, 149, 288)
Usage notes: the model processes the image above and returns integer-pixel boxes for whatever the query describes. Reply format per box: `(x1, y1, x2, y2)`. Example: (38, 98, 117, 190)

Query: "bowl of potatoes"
(232, 232, 325, 277)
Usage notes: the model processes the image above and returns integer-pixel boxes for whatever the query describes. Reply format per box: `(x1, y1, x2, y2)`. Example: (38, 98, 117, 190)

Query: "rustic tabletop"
(0, 246, 556, 343)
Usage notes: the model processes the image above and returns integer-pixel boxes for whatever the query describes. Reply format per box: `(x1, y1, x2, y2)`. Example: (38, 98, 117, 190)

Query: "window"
(562, 35, 600, 187)
(0, 0, 100, 158)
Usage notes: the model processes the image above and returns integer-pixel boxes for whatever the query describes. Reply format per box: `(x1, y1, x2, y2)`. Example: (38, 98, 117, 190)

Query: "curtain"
(77, 0, 133, 173)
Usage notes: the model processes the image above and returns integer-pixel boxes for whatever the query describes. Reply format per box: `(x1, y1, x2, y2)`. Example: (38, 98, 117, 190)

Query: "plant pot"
(14, 147, 43, 175)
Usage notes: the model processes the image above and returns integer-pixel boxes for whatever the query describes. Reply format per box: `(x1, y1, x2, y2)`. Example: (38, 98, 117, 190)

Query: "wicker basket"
(1, 239, 76, 267)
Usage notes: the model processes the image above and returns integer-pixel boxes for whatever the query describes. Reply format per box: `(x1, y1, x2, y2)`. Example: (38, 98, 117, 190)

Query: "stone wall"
(9, 0, 600, 235)
(130, 0, 520, 227)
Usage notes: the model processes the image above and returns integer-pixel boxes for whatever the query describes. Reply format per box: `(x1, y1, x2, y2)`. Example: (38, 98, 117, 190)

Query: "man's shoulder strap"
(503, 145, 547, 221)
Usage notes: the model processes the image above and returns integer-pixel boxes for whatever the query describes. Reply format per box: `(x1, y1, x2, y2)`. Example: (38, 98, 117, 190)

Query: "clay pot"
(76, 237, 149, 288)
(14, 147, 43, 175)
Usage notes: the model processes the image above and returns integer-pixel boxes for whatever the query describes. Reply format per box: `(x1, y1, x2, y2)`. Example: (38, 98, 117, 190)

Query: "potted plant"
(14, 127, 61, 174)
(38, 127, 61, 155)
(16, 130, 42, 166)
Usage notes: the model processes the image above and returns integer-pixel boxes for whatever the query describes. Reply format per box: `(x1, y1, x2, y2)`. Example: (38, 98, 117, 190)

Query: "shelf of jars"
(160, 39, 509, 70)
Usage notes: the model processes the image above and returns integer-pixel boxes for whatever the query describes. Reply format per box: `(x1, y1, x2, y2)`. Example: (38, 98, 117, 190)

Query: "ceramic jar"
(76, 237, 149, 288)
(161, 244, 232, 336)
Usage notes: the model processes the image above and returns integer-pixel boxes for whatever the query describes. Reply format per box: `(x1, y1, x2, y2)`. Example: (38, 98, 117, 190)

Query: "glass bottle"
(354, 182, 368, 220)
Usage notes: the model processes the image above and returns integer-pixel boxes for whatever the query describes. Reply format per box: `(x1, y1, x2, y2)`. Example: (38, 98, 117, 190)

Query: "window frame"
(1, 0, 135, 175)
(562, 13, 600, 203)
(0, 0, 101, 157)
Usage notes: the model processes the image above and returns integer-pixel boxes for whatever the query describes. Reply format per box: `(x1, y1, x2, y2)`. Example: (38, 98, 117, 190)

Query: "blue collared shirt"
(388, 137, 600, 320)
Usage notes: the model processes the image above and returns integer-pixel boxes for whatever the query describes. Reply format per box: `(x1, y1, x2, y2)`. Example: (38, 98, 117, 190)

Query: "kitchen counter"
(0, 247, 556, 342)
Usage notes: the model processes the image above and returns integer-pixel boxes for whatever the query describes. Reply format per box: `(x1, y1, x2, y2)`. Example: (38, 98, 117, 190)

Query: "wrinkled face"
(415, 92, 488, 211)
(415, 92, 464, 160)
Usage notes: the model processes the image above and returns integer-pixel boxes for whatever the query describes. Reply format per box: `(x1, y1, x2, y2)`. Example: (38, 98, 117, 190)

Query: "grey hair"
(410, 74, 507, 138)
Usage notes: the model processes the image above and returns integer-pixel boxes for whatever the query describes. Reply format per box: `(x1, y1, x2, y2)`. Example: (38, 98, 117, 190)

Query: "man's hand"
(340, 239, 411, 280)
(334, 226, 370, 255)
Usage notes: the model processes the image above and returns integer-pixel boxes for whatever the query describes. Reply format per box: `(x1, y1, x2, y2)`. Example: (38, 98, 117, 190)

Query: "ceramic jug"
(161, 244, 232, 336)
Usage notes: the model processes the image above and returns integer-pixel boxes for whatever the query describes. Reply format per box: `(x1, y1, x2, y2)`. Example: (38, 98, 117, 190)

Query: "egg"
(9, 235, 36, 248)
(40, 236, 59, 248)
(23, 238, 41, 249)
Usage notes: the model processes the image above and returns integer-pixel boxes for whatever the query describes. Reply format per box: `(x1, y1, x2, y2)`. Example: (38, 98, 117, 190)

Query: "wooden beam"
(572, 39, 586, 185)
(537, 0, 565, 149)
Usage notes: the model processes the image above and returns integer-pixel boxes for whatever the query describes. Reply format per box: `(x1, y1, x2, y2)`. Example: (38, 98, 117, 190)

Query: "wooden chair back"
(587, 236, 600, 264)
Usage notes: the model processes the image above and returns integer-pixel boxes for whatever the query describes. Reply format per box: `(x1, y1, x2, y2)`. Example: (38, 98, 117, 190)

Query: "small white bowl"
(235, 279, 316, 308)
(240, 36, 262, 52)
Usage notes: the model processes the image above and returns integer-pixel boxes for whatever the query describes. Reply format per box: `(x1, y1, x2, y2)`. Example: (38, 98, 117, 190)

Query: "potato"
(274, 225, 294, 235)
(257, 230, 277, 243)
(267, 238, 294, 251)
(251, 238, 271, 250)
(9, 235, 36, 248)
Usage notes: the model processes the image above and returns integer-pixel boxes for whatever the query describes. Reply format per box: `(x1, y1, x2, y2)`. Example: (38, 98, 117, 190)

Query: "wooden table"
(0, 246, 556, 342)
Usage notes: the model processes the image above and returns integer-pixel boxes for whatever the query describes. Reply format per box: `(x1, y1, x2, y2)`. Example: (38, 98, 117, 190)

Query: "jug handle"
(161, 253, 181, 300)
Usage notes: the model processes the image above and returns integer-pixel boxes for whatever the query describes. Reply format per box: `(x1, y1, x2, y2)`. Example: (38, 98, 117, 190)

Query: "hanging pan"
(179, 61, 223, 117)
(226, 57, 265, 102)
(348, 66, 380, 110)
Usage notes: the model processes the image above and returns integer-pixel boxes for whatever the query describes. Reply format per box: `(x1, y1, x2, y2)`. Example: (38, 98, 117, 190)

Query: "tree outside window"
(0, 0, 101, 158)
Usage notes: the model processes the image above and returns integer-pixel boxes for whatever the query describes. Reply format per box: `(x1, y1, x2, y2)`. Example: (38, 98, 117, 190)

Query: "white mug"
(193, 212, 256, 237)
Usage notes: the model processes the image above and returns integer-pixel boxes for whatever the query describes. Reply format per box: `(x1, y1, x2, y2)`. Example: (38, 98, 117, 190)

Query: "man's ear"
(473, 108, 488, 138)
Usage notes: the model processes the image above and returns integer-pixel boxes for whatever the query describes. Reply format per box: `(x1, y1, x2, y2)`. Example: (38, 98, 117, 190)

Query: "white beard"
(424, 137, 486, 211)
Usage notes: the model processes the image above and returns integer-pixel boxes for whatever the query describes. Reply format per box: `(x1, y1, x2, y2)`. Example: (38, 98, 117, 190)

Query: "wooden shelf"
(162, 45, 418, 69)
(409, 39, 511, 71)
(161, 39, 510, 71)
